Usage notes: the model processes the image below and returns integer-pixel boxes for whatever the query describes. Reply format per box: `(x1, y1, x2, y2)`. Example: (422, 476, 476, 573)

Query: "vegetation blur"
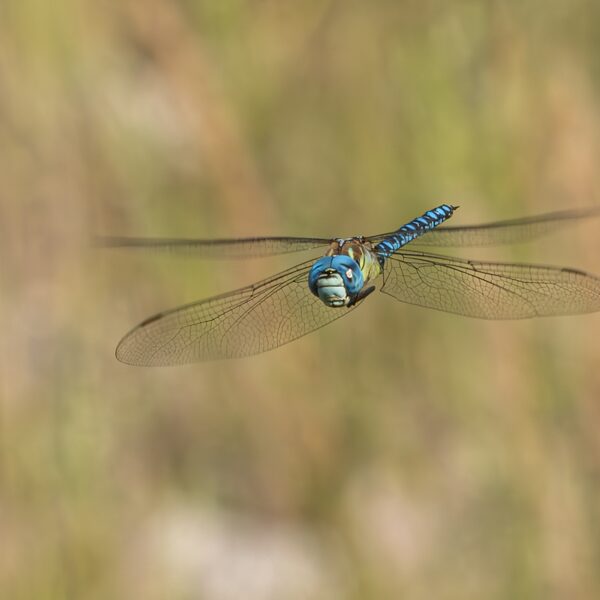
(2, 0, 600, 598)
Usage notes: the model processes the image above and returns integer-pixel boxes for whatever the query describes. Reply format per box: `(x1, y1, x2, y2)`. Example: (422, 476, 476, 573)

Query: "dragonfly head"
(308, 256, 364, 307)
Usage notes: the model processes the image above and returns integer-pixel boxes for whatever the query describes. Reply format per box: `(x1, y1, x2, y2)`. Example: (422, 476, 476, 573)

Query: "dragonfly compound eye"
(307, 255, 364, 307)
(335, 257, 363, 295)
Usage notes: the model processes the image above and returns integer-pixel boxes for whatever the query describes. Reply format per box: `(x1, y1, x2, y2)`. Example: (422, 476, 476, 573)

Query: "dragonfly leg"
(348, 285, 376, 307)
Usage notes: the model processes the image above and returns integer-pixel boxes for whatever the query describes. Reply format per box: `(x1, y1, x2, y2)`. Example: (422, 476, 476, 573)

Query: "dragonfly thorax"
(308, 256, 364, 307)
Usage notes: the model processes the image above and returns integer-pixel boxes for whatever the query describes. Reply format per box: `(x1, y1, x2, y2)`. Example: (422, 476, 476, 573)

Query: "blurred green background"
(2, 1, 600, 598)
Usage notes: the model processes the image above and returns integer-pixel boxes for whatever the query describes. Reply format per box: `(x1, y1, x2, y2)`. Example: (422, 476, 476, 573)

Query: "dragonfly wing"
(98, 236, 331, 258)
(368, 207, 600, 248)
(381, 250, 600, 319)
(116, 259, 364, 365)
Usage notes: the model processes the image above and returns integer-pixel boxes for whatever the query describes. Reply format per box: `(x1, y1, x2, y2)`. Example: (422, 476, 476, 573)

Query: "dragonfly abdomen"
(376, 204, 457, 260)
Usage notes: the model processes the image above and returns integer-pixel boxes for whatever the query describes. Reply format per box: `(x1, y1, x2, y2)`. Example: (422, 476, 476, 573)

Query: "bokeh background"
(2, 1, 600, 598)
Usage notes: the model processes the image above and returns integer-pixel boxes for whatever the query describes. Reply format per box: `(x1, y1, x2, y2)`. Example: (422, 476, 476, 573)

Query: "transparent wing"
(116, 259, 363, 365)
(98, 235, 331, 258)
(381, 250, 600, 319)
(368, 207, 600, 248)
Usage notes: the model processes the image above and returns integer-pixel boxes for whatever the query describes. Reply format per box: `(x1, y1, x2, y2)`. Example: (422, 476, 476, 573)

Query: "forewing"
(98, 236, 331, 258)
(381, 250, 600, 319)
(116, 260, 362, 365)
(368, 207, 600, 248)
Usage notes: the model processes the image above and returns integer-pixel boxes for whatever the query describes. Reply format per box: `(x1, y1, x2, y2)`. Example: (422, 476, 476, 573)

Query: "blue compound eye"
(307, 255, 364, 306)
(334, 257, 363, 294)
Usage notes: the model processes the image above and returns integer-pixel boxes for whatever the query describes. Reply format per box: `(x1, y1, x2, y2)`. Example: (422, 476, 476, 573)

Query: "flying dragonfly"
(103, 205, 600, 366)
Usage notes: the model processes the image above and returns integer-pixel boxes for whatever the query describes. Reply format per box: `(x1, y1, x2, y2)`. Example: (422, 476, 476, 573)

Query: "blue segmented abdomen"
(375, 204, 457, 259)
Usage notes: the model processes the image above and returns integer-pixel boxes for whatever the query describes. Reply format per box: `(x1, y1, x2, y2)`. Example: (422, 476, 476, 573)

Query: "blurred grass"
(2, 1, 600, 598)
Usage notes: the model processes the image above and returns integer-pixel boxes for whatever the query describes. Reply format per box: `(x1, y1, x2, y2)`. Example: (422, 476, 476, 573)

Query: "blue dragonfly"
(105, 205, 600, 365)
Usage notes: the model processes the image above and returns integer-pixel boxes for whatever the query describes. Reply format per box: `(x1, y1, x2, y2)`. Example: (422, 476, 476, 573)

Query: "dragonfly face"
(308, 255, 365, 307)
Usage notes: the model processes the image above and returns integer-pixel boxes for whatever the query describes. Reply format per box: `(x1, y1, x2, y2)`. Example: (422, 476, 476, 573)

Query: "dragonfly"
(103, 205, 600, 366)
